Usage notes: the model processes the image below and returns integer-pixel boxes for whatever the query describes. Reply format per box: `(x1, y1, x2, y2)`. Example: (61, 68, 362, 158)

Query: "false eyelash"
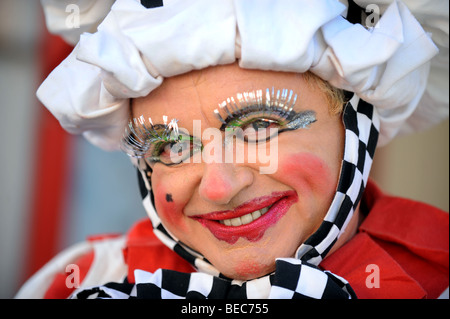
(213, 88, 299, 129)
(213, 88, 317, 134)
(121, 115, 180, 158)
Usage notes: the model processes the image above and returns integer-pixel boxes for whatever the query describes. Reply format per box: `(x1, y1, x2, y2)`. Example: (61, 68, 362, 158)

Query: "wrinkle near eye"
(190, 75, 214, 130)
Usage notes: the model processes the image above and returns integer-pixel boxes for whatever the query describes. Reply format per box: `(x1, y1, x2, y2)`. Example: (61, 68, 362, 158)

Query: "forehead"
(131, 63, 325, 127)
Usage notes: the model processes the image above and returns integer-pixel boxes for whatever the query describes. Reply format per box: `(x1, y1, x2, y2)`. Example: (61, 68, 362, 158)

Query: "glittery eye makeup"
(121, 88, 317, 166)
(214, 88, 317, 143)
(121, 115, 202, 166)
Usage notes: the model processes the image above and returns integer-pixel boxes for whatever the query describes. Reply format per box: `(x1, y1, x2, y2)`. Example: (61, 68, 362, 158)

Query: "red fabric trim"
(42, 235, 122, 299)
(86, 233, 122, 242)
(43, 250, 94, 299)
(321, 180, 449, 299)
(123, 218, 195, 283)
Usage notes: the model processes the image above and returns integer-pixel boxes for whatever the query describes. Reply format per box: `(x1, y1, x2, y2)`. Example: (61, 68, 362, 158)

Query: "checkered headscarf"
(71, 94, 379, 299)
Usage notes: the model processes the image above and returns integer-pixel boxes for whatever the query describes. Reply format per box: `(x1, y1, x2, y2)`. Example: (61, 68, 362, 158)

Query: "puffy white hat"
(37, 0, 448, 150)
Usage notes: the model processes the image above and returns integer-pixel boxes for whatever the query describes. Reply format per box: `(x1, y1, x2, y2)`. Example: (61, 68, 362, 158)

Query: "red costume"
(20, 180, 448, 299)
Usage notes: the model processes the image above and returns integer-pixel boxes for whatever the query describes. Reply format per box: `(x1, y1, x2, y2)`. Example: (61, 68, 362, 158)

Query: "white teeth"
(251, 210, 261, 220)
(218, 205, 271, 226)
(240, 213, 253, 225)
(231, 217, 242, 226)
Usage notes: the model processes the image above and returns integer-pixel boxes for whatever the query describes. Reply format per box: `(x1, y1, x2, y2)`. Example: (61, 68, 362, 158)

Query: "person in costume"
(16, 0, 448, 299)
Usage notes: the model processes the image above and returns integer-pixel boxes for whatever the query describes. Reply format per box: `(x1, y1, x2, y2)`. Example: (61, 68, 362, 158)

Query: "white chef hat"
(37, 0, 448, 150)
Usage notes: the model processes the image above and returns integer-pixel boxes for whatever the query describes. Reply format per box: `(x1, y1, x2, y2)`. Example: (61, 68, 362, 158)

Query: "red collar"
(123, 218, 195, 283)
(321, 180, 449, 298)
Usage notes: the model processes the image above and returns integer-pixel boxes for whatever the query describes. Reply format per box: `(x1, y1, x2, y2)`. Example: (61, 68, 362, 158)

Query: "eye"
(159, 139, 193, 162)
(147, 135, 202, 166)
(214, 89, 317, 144)
(240, 119, 281, 143)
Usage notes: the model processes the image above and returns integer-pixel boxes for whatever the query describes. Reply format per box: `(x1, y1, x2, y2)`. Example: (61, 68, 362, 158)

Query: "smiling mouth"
(190, 191, 298, 244)
(218, 205, 272, 226)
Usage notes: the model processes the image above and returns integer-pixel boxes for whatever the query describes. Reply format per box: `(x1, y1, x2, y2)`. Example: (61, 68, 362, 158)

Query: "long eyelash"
(121, 115, 180, 158)
(213, 88, 300, 129)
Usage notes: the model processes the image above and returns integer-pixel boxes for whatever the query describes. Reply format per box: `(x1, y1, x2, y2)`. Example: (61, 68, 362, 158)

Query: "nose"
(198, 162, 253, 205)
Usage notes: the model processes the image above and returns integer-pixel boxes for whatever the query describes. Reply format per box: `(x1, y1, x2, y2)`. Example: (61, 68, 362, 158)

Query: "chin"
(217, 257, 276, 281)
(202, 234, 299, 280)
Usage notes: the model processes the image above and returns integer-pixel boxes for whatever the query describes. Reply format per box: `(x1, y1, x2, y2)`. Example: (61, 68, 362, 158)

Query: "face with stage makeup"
(129, 63, 346, 280)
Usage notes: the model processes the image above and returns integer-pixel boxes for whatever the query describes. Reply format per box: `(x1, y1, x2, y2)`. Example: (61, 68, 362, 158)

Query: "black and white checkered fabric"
(72, 259, 355, 299)
(296, 94, 380, 265)
(71, 95, 378, 299)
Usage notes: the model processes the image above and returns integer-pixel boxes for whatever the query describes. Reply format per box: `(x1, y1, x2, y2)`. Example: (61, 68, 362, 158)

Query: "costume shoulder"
(361, 181, 448, 269)
(15, 218, 194, 298)
(322, 180, 449, 299)
(15, 234, 127, 299)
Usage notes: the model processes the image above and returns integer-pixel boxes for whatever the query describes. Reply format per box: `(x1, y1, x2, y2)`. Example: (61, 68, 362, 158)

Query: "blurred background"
(0, 0, 448, 299)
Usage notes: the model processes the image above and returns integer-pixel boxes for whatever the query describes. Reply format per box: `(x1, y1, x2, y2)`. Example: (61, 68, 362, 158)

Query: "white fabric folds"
(40, 0, 116, 45)
(37, 0, 447, 150)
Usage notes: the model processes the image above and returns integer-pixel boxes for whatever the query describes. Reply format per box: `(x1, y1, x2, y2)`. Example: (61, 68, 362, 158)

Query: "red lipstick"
(190, 191, 298, 244)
